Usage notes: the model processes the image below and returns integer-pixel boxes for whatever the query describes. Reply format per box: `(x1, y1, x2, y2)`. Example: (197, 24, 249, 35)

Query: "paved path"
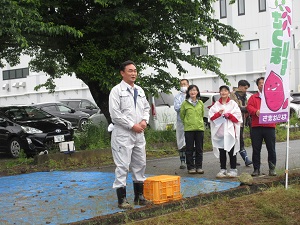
(99, 139, 300, 179)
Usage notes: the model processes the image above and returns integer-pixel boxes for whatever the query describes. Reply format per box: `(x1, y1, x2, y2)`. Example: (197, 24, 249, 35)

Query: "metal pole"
(285, 91, 291, 190)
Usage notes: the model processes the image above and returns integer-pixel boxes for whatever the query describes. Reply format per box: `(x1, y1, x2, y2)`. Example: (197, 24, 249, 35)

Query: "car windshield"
(1, 106, 53, 121)
(291, 94, 300, 103)
(154, 93, 174, 107)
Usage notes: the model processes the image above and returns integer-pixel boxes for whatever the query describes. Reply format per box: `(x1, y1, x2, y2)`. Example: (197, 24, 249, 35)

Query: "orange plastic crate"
(144, 175, 182, 204)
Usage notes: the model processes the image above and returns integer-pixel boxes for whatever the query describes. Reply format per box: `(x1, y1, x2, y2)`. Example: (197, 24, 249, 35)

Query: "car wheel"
(79, 119, 88, 131)
(8, 137, 22, 158)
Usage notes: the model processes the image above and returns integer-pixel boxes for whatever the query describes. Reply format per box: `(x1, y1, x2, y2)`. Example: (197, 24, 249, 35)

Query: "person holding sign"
(209, 85, 242, 178)
(247, 77, 277, 177)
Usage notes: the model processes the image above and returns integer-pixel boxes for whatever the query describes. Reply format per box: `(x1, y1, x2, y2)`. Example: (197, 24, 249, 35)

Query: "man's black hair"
(120, 60, 136, 71)
(180, 79, 189, 84)
(238, 80, 250, 88)
(256, 77, 265, 86)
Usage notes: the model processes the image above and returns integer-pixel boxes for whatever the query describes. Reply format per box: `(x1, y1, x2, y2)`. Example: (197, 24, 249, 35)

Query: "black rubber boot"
(116, 187, 133, 209)
(239, 149, 253, 166)
(251, 169, 260, 176)
(179, 147, 186, 169)
(268, 162, 277, 176)
(133, 182, 151, 206)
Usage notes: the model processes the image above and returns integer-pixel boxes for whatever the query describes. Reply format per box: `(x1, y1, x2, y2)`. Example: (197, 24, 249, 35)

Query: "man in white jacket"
(174, 79, 189, 169)
(109, 60, 150, 209)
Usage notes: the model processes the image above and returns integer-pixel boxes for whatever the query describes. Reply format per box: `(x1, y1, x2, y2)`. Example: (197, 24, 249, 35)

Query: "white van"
(200, 92, 220, 127)
(148, 92, 177, 130)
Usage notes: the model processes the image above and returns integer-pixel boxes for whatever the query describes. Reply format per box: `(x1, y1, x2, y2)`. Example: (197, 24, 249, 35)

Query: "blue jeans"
(250, 127, 276, 170)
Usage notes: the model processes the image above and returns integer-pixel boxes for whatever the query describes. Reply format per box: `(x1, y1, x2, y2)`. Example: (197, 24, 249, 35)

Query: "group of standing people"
(175, 78, 277, 178)
(108, 60, 277, 209)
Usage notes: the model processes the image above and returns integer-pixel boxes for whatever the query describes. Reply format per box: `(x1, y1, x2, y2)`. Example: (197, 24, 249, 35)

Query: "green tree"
(0, 0, 82, 67)
(0, 0, 242, 124)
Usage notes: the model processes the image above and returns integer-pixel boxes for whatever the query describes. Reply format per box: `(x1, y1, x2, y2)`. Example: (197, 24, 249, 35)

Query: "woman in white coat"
(209, 85, 242, 178)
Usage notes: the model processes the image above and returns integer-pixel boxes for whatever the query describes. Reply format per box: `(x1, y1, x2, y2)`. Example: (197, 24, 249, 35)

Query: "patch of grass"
(4, 150, 34, 168)
(74, 123, 111, 150)
(127, 184, 300, 225)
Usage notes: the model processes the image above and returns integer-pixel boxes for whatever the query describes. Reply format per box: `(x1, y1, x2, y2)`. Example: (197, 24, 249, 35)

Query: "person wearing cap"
(209, 85, 242, 178)
(174, 79, 189, 169)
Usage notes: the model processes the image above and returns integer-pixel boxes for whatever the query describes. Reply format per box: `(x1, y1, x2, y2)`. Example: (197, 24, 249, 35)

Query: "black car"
(59, 99, 99, 116)
(0, 106, 74, 158)
(32, 102, 90, 131)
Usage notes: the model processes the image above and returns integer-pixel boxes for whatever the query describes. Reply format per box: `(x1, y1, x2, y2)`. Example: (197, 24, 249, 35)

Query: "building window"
(239, 39, 260, 51)
(220, 0, 227, 18)
(238, 0, 245, 15)
(259, 0, 266, 12)
(2, 68, 29, 80)
(190, 46, 208, 56)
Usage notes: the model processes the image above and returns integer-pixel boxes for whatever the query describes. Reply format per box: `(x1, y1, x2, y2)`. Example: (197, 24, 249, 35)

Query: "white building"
(0, 0, 299, 105)
(183, 0, 300, 92)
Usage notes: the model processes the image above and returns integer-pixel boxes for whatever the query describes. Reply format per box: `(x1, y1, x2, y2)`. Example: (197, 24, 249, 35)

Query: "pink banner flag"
(260, 0, 292, 124)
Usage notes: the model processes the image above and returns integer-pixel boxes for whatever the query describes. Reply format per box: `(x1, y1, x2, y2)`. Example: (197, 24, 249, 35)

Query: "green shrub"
(74, 123, 110, 150)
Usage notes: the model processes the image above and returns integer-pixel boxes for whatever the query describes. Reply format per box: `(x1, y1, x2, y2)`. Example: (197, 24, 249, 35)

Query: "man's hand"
(132, 124, 144, 133)
(139, 120, 147, 129)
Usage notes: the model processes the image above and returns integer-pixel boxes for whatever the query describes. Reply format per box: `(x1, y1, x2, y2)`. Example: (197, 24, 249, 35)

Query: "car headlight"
(65, 120, 73, 129)
(21, 126, 43, 134)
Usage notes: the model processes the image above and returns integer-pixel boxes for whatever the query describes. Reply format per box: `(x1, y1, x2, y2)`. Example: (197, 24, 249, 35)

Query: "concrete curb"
(65, 173, 300, 225)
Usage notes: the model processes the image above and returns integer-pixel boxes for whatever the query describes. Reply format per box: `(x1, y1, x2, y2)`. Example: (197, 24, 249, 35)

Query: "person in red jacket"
(247, 77, 277, 177)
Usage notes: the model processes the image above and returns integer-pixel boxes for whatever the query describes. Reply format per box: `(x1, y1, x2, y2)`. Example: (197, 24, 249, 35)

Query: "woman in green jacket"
(180, 85, 205, 174)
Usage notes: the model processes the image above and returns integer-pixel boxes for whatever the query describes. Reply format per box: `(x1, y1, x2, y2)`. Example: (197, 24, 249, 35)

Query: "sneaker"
(216, 169, 227, 178)
(196, 168, 204, 174)
(188, 168, 197, 174)
(227, 169, 238, 178)
(269, 169, 277, 176)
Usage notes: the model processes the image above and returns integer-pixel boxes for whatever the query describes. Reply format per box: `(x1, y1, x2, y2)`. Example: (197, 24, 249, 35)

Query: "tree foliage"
(0, 0, 82, 67)
(0, 0, 242, 123)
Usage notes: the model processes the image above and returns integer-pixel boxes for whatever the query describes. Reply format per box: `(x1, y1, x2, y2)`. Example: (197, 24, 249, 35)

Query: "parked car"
(290, 92, 300, 118)
(32, 102, 90, 131)
(88, 109, 108, 127)
(89, 92, 177, 131)
(148, 92, 177, 130)
(200, 92, 220, 127)
(59, 98, 99, 116)
(0, 105, 74, 158)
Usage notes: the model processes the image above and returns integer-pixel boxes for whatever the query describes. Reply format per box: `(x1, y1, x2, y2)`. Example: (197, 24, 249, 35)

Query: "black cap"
(219, 85, 230, 92)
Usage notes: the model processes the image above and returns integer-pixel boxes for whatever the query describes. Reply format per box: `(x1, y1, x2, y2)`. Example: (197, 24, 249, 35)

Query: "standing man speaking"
(109, 60, 150, 209)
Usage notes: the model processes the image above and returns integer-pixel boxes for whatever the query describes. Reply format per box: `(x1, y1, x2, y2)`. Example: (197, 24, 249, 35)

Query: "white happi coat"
(209, 99, 242, 158)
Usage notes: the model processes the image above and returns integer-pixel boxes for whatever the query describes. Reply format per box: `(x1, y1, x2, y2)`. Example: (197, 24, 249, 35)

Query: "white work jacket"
(109, 80, 150, 130)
